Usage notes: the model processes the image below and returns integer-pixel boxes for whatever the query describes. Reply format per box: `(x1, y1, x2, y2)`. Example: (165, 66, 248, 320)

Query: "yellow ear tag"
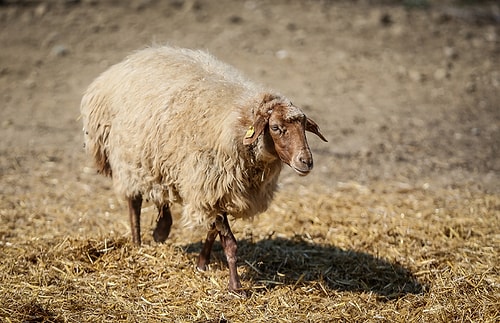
(245, 126, 255, 139)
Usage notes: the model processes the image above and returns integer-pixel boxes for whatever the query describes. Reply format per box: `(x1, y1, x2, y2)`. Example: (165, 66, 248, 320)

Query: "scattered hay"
(1, 180, 498, 322)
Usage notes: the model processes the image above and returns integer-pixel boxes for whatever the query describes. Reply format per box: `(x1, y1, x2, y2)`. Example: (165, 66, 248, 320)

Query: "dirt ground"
(0, 0, 499, 322)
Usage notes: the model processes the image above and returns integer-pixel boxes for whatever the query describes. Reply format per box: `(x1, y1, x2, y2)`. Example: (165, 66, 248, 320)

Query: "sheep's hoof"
(197, 253, 211, 271)
(153, 207, 172, 243)
(152, 228, 169, 243)
(196, 264, 209, 272)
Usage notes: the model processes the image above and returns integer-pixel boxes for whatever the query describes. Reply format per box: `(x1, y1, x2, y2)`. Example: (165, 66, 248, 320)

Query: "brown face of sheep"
(243, 104, 328, 176)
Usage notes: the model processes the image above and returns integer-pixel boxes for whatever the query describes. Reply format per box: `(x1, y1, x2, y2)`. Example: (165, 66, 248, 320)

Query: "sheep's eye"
(270, 125, 280, 132)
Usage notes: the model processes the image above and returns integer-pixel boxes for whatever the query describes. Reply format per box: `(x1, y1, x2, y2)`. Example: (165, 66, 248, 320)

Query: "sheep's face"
(268, 105, 316, 176)
(244, 96, 328, 176)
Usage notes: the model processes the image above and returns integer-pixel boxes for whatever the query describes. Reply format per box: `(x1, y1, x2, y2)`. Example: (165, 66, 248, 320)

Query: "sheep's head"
(243, 94, 327, 176)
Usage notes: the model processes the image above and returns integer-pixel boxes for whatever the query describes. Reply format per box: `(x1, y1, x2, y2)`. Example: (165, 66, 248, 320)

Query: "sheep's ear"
(243, 115, 268, 145)
(243, 93, 276, 145)
(306, 117, 328, 142)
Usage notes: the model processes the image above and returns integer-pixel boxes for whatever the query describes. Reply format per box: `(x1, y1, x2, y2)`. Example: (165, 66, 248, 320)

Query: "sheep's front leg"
(217, 213, 244, 295)
(153, 204, 173, 243)
(128, 195, 143, 245)
(197, 222, 218, 271)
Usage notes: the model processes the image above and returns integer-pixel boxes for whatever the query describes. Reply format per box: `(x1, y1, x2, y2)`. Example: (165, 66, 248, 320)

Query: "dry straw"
(1, 176, 498, 322)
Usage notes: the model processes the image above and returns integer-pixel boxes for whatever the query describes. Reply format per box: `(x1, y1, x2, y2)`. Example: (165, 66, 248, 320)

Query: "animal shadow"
(186, 236, 425, 299)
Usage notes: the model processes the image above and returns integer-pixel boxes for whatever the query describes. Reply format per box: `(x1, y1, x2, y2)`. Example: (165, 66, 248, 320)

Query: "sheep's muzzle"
(290, 149, 314, 176)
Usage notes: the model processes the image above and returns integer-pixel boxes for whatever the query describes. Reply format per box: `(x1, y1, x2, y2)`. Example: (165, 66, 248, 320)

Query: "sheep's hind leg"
(153, 204, 173, 243)
(217, 213, 245, 296)
(128, 195, 143, 245)
(197, 222, 218, 271)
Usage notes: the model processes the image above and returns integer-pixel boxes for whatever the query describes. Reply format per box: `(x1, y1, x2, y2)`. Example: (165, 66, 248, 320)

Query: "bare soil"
(0, 0, 499, 322)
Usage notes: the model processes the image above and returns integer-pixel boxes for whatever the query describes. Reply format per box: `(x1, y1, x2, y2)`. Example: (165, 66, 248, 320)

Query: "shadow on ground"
(186, 237, 425, 299)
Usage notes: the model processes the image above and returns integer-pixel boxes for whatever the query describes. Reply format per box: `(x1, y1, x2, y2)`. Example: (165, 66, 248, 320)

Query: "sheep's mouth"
(292, 166, 311, 176)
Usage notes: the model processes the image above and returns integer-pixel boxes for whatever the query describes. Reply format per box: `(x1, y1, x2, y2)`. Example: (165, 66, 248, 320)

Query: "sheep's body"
(81, 45, 327, 294)
(81, 46, 281, 227)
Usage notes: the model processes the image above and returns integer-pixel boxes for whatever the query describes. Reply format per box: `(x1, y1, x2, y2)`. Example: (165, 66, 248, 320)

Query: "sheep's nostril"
(300, 157, 313, 169)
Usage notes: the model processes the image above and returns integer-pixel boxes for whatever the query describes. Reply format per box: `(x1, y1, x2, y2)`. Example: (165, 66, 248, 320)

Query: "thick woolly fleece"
(80, 46, 296, 227)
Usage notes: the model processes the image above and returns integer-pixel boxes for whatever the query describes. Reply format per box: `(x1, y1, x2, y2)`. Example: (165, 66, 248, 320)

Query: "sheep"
(80, 45, 327, 295)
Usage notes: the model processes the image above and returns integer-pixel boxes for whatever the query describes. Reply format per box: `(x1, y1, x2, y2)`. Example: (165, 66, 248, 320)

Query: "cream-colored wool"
(80, 46, 302, 227)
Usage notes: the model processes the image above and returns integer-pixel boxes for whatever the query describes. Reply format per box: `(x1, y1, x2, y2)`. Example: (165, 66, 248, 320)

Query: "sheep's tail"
(80, 92, 112, 177)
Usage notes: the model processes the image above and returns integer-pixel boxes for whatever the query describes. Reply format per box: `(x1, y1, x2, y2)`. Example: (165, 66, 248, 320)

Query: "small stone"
(409, 70, 424, 82)
(228, 15, 243, 24)
(2, 119, 13, 127)
(287, 23, 297, 31)
(275, 49, 289, 60)
(465, 81, 476, 93)
(24, 78, 36, 89)
(51, 45, 69, 57)
(444, 46, 458, 60)
(380, 13, 392, 26)
(169, 0, 184, 9)
(34, 3, 48, 18)
(0, 67, 9, 76)
(434, 68, 447, 80)
(485, 29, 497, 42)
(131, 0, 152, 11)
